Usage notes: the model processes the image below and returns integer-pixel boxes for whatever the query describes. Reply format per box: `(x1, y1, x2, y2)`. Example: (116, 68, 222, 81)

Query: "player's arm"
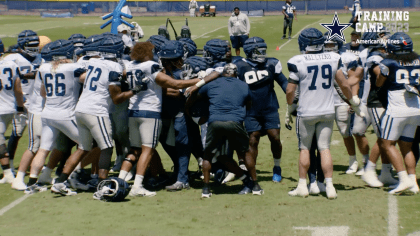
(293, 8, 297, 21)
(286, 82, 298, 105)
(109, 84, 134, 105)
(245, 15, 250, 36)
(286, 61, 299, 104)
(334, 69, 353, 100)
(348, 67, 364, 96)
(376, 63, 389, 87)
(155, 72, 200, 89)
(21, 72, 36, 80)
(274, 72, 288, 93)
(282, 7, 288, 18)
(13, 77, 24, 110)
(184, 71, 220, 97)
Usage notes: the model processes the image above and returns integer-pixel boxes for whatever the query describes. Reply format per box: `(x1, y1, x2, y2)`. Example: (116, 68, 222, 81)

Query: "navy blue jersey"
(234, 57, 288, 116)
(199, 76, 250, 124)
(340, 43, 365, 56)
(161, 69, 186, 118)
(379, 57, 420, 117)
(282, 3, 296, 19)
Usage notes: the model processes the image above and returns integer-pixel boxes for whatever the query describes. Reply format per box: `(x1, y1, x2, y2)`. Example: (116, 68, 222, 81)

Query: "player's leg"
(8, 113, 27, 173)
(352, 104, 371, 175)
(263, 111, 283, 182)
(335, 105, 358, 174)
(110, 100, 130, 172)
(288, 18, 293, 39)
(0, 114, 15, 184)
(282, 19, 287, 39)
(412, 127, 420, 165)
(230, 35, 240, 56)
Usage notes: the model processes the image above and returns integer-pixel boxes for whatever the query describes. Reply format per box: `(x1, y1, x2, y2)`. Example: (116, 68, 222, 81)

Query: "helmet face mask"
(324, 41, 338, 52)
(18, 30, 40, 57)
(250, 47, 267, 63)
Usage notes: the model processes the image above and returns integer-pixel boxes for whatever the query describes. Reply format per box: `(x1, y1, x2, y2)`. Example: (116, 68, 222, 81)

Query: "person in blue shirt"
(282, 0, 297, 40)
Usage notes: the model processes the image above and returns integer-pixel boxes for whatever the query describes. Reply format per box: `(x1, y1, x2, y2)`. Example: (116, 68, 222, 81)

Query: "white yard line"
(388, 195, 398, 236)
(192, 26, 227, 40)
(277, 18, 325, 51)
(0, 194, 30, 216)
(293, 226, 350, 236)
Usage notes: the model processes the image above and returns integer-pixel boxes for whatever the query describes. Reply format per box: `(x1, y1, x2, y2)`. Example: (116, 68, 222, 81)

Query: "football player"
(233, 37, 288, 183)
(376, 32, 420, 195)
(24, 39, 87, 194)
(286, 28, 363, 199)
(0, 39, 24, 184)
(340, 30, 364, 56)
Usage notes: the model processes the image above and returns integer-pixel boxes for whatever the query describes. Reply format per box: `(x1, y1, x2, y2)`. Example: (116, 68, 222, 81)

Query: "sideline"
(0, 194, 31, 216)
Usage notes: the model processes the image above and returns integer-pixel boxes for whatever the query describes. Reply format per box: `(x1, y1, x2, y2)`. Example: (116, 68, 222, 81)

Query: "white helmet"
(117, 24, 131, 33)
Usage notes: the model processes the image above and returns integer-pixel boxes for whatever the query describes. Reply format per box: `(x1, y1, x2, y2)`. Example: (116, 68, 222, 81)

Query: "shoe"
(201, 186, 212, 198)
(221, 172, 235, 184)
(389, 180, 414, 195)
(288, 185, 309, 198)
(238, 178, 254, 195)
(166, 181, 190, 191)
(288, 36, 291, 40)
(38, 172, 53, 185)
(346, 159, 358, 174)
(317, 181, 326, 193)
(11, 179, 27, 191)
(379, 173, 399, 186)
(308, 182, 320, 195)
(129, 186, 156, 197)
(252, 182, 264, 195)
(272, 166, 282, 182)
(24, 183, 48, 194)
(0, 174, 14, 184)
(238, 186, 252, 195)
(281, 36, 286, 39)
(326, 183, 337, 199)
(214, 169, 228, 185)
(409, 175, 419, 194)
(355, 168, 365, 176)
(239, 164, 247, 171)
(51, 182, 77, 196)
(362, 170, 383, 188)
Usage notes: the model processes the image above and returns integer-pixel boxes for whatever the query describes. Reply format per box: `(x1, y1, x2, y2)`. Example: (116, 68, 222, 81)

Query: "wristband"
(349, 95, 360, 106)
(16, 107, 24, 112)
(196, 79, 206, 88)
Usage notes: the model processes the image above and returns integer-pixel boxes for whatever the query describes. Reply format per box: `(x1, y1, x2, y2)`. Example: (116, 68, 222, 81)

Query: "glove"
(131, 71, 146, 94)
(349, 95, 365, 118)
(285, 104, 297, 130)
(180, 64, 193, 80)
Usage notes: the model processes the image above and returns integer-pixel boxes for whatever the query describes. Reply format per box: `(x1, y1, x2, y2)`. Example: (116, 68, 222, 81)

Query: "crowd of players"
(0, 24, 418, 201)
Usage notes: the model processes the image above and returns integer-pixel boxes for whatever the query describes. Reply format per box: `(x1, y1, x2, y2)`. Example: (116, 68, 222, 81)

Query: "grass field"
(0, 12, 420, 236)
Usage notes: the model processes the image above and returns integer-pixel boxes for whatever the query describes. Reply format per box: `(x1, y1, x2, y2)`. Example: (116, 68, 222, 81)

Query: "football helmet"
(184, 56, 209, 74)
(243, 37, 267, 63)
(49, 39, 74, 60)
(387, 32, 413, 55)
(130, 22, 144, 42)
(222, 63, 238, 76)
(323, 32, 343, 53)
(179, 38, 197, 60)
(40, 42, 53, 62)
(68, 34, 86, 49)
(98, 36, 124, 59)
(158, 40, 184, 59)
(147, 35, 170, 55)
(83, 34, 105, 57)
(117, 24, 131, 33)
(17, 30, 40, 57)
(38, 36, 52, 51)
(203, 39, 229, 64)
(298, 28, 324, 53)
(0, 38, 4, 54)
(94, 177, 130, 202)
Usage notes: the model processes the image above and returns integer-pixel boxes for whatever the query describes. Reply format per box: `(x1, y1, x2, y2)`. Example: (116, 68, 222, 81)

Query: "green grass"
(0, 13, 420, 236)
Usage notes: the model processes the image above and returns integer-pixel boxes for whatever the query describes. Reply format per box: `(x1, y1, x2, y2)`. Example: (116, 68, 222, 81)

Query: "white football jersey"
(27, 71, 45, 115)
(75, 58, 122, 117)
(39, 62, 83, 120)
(77, 56, 90, 69)
(288, 52, 341, 117)
(126, 60, 162, 113)
(358, 49, 370, 104)
(2, 53, 34, 96)
(0, 60, 20, 115)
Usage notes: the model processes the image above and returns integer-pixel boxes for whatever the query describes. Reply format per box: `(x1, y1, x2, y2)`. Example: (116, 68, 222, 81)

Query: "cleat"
(308, 182, 320, 195)
(51, 182, 77, 196)
(288, 36, 292, 40)
(165, 181, 190, 191)
(0, 174, 14, 184)
(389, 180, 414, 195)
(252, 182, 264, 195)
(355, 168, 365, 176)
(409, 175, 419, 194)
(239, 178, 254, 195)
(129, 186, 156, 197)
(317, 181, 326, 193)
(38, 172, 53, 185)
(281, 36, 286, 39)
(12, 179, 27, 191)
(272, 166, 282, 182)
(238, 186, 252, 195)
(379, 173, 399, 186)
(24, 183, 47, 194)
(221, 172, 235, 184)
(346, 159, 358, 174)
(288, 185, 309, 198)
(239, 164, 247, 171)
(201, 186, 212, 198)
(214, 169, 228, 185)
(326, 184, 337, 199)
(362, 170, 383, 187)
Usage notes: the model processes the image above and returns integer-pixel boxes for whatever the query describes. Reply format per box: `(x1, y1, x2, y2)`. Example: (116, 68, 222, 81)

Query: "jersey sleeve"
(379, 59, 394, 77)
(198, 83, 209, 98)
(366, 54, 383, 70)
(282, 5, 286, 10)
(340, 52, 360, 72)
(146, 61, 163, 80)
(287, 56, 302, 84)
(268, 58, 288, 93)
(108, 62, 123, 85)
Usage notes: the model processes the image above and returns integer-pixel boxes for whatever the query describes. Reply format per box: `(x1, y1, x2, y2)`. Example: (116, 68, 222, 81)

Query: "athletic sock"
(4, 168, 13, 177)
(1, 164, 10, 170)
(362, 154, 369, 167)
(298, 178, 306, 187)
(273, 158, 280, 167)
(27, 177, 37, 186)
(325, 178, 333, 185)
(349, 155, 356, 162)
(134, 174, 144, 188)
(9, 160, 14, 170)
(16, 171, 25, 182)
(365, 161, 376, 172)
(118, 170, 128, 180)
(43, 167, 52, 178)
(57, 173, 69, 183)
(397, 171, 409, 183)
(381, 163, 393, 175)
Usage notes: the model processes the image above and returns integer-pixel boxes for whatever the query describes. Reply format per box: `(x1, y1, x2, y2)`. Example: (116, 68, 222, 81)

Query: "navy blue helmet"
(323, 32, 343, 53)
(184, 56, 209, 74)
(49, 39, 74, 60)
(68, 34, 86, 48)
(203, 39, 229, 64)
(361, 31, 381, 49)
(147, 35, 169, 54)
(17, 30, 40, 56)
(387, 32, 413, 55)
(98, 36, 124, 59)
(95, 177, 130, 202)
(40, 42, 53, 62)
(83, 34, 105, 56)
(298, 28, 324, 53)
(158, 40, 184, 59)
(179, 38, 197, 59)
(243, 37, 267, 63)
(0, 38, 4, 54)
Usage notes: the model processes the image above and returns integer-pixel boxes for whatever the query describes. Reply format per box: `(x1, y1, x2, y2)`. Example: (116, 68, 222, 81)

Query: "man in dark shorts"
(228, 7, 250, 56)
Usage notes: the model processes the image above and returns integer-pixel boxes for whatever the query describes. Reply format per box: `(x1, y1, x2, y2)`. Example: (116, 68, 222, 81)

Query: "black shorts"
(205, 121, 249, 156)
(230, 35, 249, 49)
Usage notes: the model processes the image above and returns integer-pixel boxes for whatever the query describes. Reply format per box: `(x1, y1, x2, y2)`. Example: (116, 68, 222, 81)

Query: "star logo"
(320, 12, 352, 42)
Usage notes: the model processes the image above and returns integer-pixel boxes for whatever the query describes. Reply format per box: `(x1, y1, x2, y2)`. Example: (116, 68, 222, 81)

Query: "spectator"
(282, 0, 297, 40)
(228, 7, 250, 56)
(189, 0, 198, 17)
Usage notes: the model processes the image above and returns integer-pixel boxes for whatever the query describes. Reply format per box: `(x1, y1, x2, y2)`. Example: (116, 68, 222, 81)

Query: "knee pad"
(123, 157, 137, 165)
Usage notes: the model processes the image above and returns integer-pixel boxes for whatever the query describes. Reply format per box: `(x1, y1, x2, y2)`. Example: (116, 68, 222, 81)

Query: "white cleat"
(11, 179, 27, 191)
(389, 180, 414, 195)
(362, 170, 383, 188)
(51, 183, 77, 196)
(308, 182, 320, 195)
(129, 186, 156, 197)
(221, 172, 235, 184)
(379, 173, 399, 186)
(409, 175, 419, 194)
(0, 174, 14, 184)
(326, 184, 337, 200)
(288, 185, 309, 198)
(346, 160, 358, 174)
(239, 164, 248, 171)
(355, 168, 365, 176)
